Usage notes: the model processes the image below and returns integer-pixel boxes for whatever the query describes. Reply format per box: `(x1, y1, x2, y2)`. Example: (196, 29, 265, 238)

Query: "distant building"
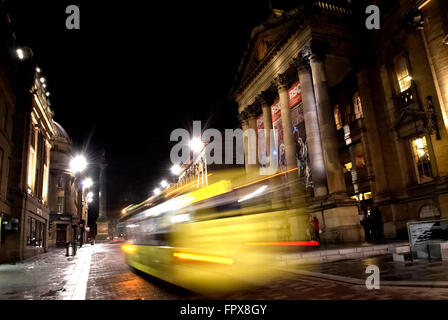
(230, 0, 448, 242)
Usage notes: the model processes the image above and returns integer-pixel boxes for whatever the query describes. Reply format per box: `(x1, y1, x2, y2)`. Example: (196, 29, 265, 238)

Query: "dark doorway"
(56, 224, 67, 247)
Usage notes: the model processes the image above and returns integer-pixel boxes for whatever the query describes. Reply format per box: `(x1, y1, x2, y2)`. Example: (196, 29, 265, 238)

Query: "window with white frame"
(410, 136, 433, 184)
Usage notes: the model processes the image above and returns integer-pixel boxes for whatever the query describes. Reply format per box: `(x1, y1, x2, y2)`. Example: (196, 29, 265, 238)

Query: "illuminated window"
(410, 136, 433, 184)
(27, 126, 37, 192)
(353, 92, 364, 119)
(394, 54, 412, 92)
(334, 105, 342, 130)
(343, 162, 353, 172)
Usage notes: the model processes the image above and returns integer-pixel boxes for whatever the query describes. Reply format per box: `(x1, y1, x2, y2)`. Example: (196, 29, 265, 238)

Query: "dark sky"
(7, 0, 275, 221)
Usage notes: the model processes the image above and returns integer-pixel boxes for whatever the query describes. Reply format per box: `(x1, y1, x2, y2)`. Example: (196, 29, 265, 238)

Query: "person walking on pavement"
(312, 217, 320, 244)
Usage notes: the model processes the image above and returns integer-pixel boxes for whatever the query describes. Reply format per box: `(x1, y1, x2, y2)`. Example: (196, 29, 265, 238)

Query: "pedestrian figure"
(371, 206, 384, 241)
(312, 217, 320, 244)
(359, 205, 369, 241)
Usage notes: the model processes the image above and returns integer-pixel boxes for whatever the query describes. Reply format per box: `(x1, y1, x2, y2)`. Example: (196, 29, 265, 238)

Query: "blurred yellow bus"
(120, 168, 310, 294)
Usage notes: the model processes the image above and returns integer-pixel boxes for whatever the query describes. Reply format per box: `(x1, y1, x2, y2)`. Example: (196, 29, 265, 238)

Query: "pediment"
(233, 8, 304, 96)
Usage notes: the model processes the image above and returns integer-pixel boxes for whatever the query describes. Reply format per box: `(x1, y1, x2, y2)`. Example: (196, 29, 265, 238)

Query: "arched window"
(353, 92, 364, 119)
(333, 105, 342, 130)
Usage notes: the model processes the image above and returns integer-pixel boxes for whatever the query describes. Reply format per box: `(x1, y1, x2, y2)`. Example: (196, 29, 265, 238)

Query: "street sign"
(407, 219, 448, 260)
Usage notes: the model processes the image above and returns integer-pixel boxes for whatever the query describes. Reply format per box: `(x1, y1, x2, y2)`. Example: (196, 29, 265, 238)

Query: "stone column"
(309, 51, 346, 195)
(293, 53, 328, 198)
(257, 92, 273, 162)
(247, 104, 260, 169)
(274, 73, 297, 171)
(238, 112, 250, 172)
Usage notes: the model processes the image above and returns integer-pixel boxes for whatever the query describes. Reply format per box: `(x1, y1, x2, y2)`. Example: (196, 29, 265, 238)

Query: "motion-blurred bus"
(119, 168, 310, 294)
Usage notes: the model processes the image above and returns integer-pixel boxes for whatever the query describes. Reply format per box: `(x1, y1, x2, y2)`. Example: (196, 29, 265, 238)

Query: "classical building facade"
(47, 121, 89, 248)
(231, 0, 448, 242)
(0, 4, 16, 261)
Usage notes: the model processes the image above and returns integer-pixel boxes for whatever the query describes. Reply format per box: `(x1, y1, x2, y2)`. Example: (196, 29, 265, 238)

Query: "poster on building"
(289, 82, 312, 189)
(270, 99, 286, 171)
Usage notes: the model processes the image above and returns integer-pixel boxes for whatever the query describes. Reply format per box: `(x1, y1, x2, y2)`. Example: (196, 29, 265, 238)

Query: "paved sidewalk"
(278, 240, 409, 265)
(0, 245, 93, 300)
(283, 254, 448, 288)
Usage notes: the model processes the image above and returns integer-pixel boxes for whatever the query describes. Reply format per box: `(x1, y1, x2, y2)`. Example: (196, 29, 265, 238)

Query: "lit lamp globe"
(69, 155, 87, 173)
(189, 138, 203, 153)
(171, 164, 182, 176)
(82, 177, 93, 189)
(160, 180, 169, 189)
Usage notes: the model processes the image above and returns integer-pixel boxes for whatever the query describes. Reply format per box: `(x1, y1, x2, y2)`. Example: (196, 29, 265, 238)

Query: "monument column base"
(96, 217, 109, 241)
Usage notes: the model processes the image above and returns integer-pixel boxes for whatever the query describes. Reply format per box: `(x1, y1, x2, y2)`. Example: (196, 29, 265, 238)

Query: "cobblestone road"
(2, 242, 448, 300)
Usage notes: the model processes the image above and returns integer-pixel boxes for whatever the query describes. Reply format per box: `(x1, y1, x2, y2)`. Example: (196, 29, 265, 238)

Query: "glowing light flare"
(153, 187, 161, 195)
(122, 245, 136, 253)
(171, 164, 182, 175)
(234, 167, 298, 190)
(160, 180, 169, 188)
(69, 155, 87, 173)
(238, 185, 268, 203)
(173, 252, 234, 265)
(82, 177, 93, 189)
(16, 48, 25, 60)
(121, 208, 127, 215)
(170, 213, 190, 223)
(189, 138, 204, 153)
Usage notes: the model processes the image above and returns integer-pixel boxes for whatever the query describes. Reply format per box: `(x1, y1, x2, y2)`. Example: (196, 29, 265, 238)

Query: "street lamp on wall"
(69, 155, 87, 174)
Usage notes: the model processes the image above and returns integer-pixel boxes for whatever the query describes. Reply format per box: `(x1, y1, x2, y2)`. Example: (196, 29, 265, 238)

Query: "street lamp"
(82, 177, 93, 189)
(189, 138, 204, 153)
(87, 192, 94, 203)
(171, 164, 182, 176)
(16, 48, 25, 60)
(69, 155, 87, 173)
(160, 180, 168, 188)
(153, 188, 161, 195)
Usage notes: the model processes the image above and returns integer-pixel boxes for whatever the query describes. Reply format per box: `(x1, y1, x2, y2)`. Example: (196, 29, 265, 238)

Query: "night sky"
(6, 0, 280, 222)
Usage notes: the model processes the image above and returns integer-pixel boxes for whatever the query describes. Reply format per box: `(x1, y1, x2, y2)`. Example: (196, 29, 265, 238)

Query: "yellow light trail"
(173, 252, 234, 265)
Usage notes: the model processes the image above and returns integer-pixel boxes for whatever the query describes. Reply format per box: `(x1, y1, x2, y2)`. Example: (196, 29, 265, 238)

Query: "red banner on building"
(270, 100, 281, 122)
(288, 81, 302, 108)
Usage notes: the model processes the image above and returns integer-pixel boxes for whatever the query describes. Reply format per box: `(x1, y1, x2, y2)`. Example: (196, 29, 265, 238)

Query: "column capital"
(256, 91, 271, 107)
(273, 73, 290, 91)
(307, 41, 329, 63)
(238, 110, 249, 123)
(405, 8, 424, 30)
(247, 103, 261, 119)
(292, 49, 311, 73)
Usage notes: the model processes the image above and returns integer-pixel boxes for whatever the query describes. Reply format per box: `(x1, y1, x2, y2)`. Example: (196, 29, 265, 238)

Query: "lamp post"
(189, 138, 208, 186)
(69, 154, 89, 248)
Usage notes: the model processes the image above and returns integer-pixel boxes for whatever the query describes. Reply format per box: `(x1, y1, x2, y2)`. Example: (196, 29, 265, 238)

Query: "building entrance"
(56, 224, 67, 247)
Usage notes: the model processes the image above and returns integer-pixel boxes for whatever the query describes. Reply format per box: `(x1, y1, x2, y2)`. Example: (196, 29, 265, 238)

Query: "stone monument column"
(96, 152, 109, 240)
